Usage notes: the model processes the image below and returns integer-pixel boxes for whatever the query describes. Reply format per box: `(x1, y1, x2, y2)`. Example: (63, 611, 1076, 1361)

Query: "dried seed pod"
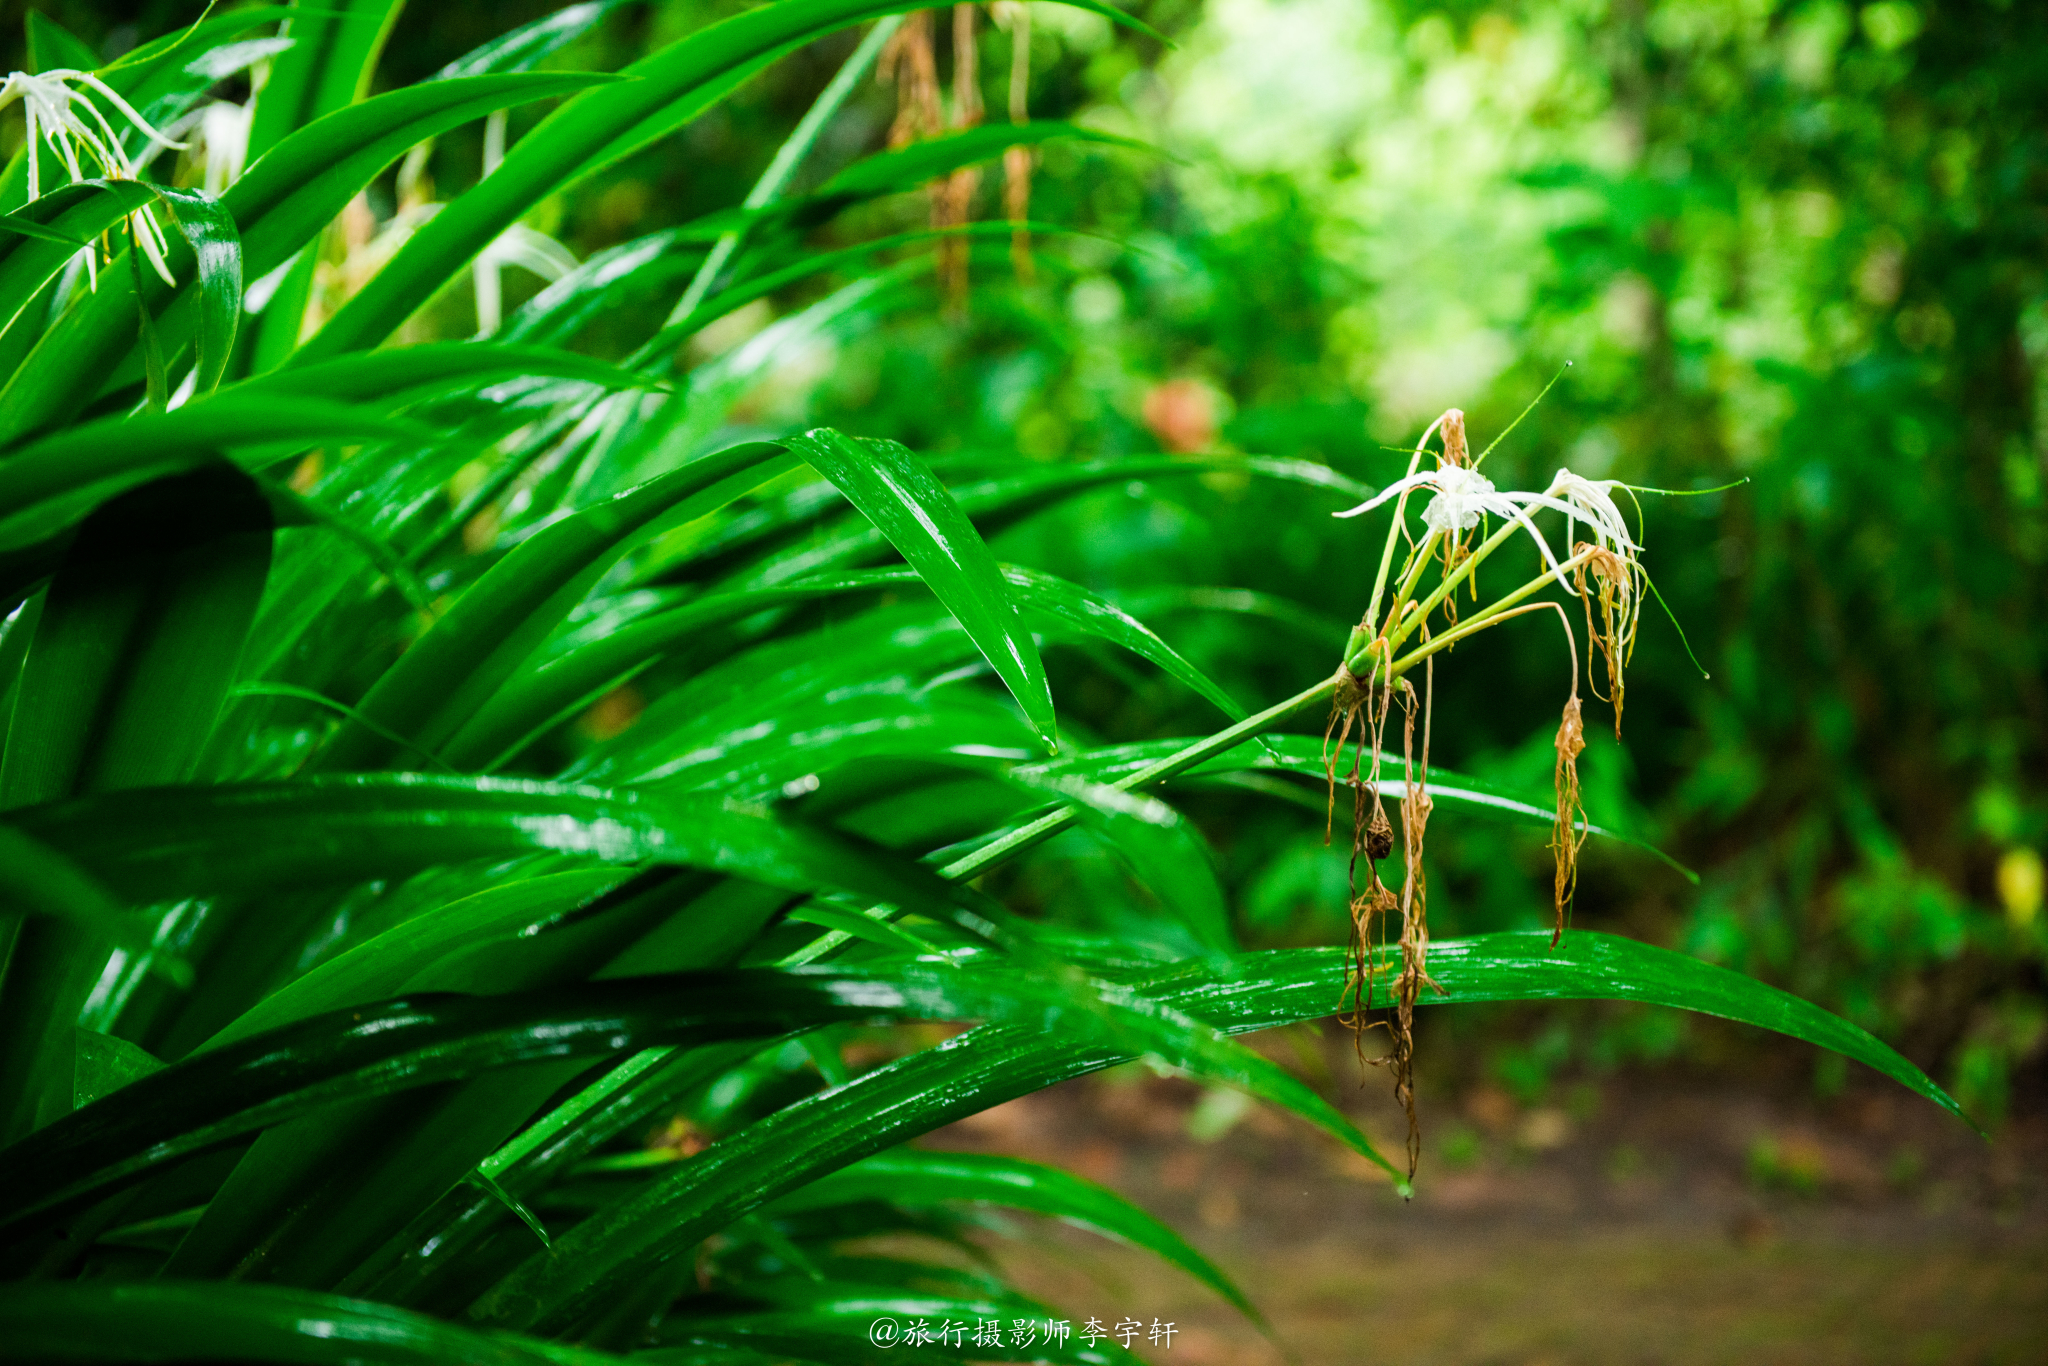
(1440, 407, 1469, 465)
(1365, 806, 1394, 862)
(1550, 693, 1587, 945)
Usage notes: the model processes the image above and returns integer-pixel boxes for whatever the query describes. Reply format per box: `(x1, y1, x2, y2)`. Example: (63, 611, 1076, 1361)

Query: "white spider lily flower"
(1335, 464, 1571, 584)
(1418, 464, 1501, 533)
(1545, 469, 1640, 553)
(0, 69, 187, 286)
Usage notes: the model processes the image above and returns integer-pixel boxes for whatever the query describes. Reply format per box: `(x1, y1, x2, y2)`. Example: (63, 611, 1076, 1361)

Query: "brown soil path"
(915, 1037, 2048, 1365)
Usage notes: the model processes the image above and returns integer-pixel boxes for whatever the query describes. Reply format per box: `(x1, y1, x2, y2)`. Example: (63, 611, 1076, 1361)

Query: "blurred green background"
(10, 0, 2040, 1123)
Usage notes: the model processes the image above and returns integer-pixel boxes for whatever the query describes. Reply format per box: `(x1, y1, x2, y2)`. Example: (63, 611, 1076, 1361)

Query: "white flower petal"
(1331, 470, 1439, 519)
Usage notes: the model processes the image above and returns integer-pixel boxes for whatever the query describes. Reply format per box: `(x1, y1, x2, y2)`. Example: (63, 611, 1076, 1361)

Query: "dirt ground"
(915, 1030, 2048, 1366)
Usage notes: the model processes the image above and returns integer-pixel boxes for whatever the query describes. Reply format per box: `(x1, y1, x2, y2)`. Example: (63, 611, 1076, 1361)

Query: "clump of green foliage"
(0, 3, 1970, 1361)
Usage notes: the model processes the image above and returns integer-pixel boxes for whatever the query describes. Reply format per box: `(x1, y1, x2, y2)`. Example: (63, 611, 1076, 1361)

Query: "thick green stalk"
(779, 675, 1341, 968)
(1375, 527, 1443, 655)
(937, 675, 1341, 882)
(1361, 443, 1430, 646)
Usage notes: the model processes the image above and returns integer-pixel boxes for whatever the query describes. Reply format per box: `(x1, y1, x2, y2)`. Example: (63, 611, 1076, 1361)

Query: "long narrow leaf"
(467, 931, 1962, 1331)
(787, 430, 1058, 751)
(0, 1282, 622, 1366)
(769, 1150, 1259, 1321)
(294, 0, 1157, 363)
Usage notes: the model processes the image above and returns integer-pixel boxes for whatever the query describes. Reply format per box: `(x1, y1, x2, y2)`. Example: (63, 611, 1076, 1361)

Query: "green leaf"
(466, 931, 1962, 1331)
(238, 0, 543, 371)
(1, 776, 961, 916)
(0, 465, 272, 1142)
(0, 213, 88, 248)
(445, 560, 1235, 772)
(498, 229, 705, 347)
(1005, 771, 1235, 958)
(0, 72, 621, 445)
(0, 1282, 625, 1366)
(640, 221, 1084, 362)
(71, 1028, 166, 1110)
(0, 958, 1357, 1229)
(295, 0, 1158, 362)
(245, 1, 410, 166)
(199, 870, 628, 1051)
(1135, 932, 1970, 1127)
(716, 452, 1368, 590)
(786, 430, 1057, 752)
(353, 1043, 766, 1309)
(0, 396, 427, 553)
(466, 1168, 553, 1251)
(807, 123, 1150, 206)
(999, 564, 1243, 720)
(0, 181, 165, 350)
(0, 825, 178, 973)
(769, 1149, 1259, 1321)
(436, 0, 635, 78)
(227, 341, 666, 408)
(1023, 732, 1696, 881)
(96, 10, 302, 151)
(161, 870, 747, 1288)
(150, 186, 243, 396)
(314, 441, 795, 769)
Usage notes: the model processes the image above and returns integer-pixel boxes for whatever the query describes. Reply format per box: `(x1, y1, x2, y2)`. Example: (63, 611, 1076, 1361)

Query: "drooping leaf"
(0, 1281, 626, 1366)
(468, 932, 1964, 1332)
(0, 776, 961, 916)
(71, 1029, 166, 1110)
(1005, 770, 1235, 958)
(0, 466, 272, 1143)
(785, 429, 1057, 752)
(436, 0, 635, 78)
(151, 185, 243, 397)
(227, 341, 665, 409)
(0, 956, 1392, 1230)
(0, 397, 426, 552)
(444, 561, 1236, 772)
(1022, 732, 1696, 880)
(768, 1149, 1260, 1321)
(314, 441, 795, 769)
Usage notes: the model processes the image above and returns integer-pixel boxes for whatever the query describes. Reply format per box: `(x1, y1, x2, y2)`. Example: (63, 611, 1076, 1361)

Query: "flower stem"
(1362, 436, 1436, 644)
(938, 674, 1340, 883)
(1384, 547, 1597, 675)
(1377, 514, 1528, 659)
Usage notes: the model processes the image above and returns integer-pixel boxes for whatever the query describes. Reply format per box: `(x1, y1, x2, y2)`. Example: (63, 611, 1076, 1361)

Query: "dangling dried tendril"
(1572, 541, 1642, 738)
(879, 12, 941, 147)
(1328, 649, 1442, 1180)
(993, 1, 1034, 281)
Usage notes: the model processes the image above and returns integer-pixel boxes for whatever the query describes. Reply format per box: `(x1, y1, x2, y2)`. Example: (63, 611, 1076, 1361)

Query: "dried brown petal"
(1550, 694, 1587, 945)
